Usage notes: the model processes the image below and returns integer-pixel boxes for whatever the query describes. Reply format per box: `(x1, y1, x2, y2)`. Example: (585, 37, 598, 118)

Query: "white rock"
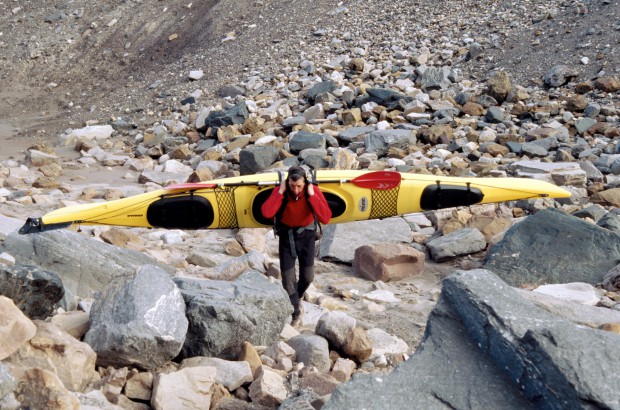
(362, 290, 401, 304)
(376, 120, 391, 130)
(189, 70, 204, 80)
(366, 328, 409, 360)
(533, 282, 604, 306)
(151, 366, 216, 410)
(66, 125, 114, 143)
(0, 252, 15, 266)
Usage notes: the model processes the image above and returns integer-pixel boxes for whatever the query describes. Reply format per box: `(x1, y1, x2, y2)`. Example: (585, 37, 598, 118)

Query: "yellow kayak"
(19, 170, 571, 233)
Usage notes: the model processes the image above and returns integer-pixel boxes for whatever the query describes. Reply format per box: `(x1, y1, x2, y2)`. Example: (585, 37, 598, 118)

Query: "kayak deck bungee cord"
(18, 170, 572, 234)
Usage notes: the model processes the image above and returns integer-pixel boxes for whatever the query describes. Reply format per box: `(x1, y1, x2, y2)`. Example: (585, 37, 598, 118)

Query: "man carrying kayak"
(261, 166, 332, 326)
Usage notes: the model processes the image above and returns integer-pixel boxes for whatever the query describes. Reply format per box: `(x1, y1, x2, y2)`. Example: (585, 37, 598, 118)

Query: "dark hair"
(287, 166, 307, 183)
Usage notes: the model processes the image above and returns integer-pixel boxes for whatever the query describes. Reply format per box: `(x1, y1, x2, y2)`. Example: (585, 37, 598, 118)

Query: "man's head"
(287, 166, 307, 197)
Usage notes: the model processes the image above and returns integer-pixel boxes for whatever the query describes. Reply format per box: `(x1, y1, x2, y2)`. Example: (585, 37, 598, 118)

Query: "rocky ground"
(1, 0, 620, 408)
(1, 0, 619, 140)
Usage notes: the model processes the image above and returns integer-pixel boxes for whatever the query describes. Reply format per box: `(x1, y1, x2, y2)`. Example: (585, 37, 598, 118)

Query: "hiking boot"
(290, 302, 304, 327)
(291, 311, 301, 327)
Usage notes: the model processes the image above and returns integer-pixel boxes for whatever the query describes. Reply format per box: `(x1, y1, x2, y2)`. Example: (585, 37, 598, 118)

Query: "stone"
(353, 242, 425, 282)
(299, 372, 341, 396)
(6, 320, 97, 392)
(366, 328, 409, 361)
(14, 368, 80, 410)
(0, 296, 36, 360)
(238, 145, 279, 175)
(342, 327, 373, 363)
(287, 334, 331, 372)
(248, 366, 288, 407)
(84, 265, 188, 370)
(330, 267, 620, 408)
(426, 227, 487, 262)
(239, 341, 263, 377)
(315, 311, 357, 350)
(0, 263, 64, 319)
(174, 271, 292, 359)
(125, 369, 153, 401)
(50, 310, 90, 339)
(180, 357, 253, 391)
(485, 208, 620, 286)
(331, 358, 357, 382)
(533, 283, 603, 306)
(151, 366, 216, 410)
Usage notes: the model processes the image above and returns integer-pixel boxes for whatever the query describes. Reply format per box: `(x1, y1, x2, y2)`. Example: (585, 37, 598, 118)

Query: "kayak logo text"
(358, 197, 368, 212)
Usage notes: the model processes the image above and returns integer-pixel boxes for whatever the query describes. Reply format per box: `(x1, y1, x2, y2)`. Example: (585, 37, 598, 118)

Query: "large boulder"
(325, 269, 620, 409)
(484, 208, 620, 286)
(84, 265, 188, 370)
(1, 230, 175, 309)
(0, 263, 64, 319)
(174, 271, 292, 360)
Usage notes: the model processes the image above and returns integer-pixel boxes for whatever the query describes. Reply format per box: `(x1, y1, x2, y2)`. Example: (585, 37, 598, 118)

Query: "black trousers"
(278, 227, 316, 314)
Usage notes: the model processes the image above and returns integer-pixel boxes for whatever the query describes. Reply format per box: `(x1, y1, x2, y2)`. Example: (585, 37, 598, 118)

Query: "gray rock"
(509, 160, 581, 175)
(307, 80, 336, 102)
(0, 362, 16, 401)
(520, 142, 548, 158)
(238, 145, 279, 175)
(301, 155, 330, 170)
(84, 265, 188, 370)
(513, 287, 620, 327)
(578, 159, 604, 183)
(280, 390, 324, 410)
(363, 129, 414, 157)
(544, 65, 578, 87)
(365, 88, 412, 107)
(289, 131, 327, 154)
(287, 334, 331, 372)
(218, 84, 246, 98)
(418, 67, 452, 91)
(426, 228, 486, 262)
(574, 117, 597, 134)
(319, 218, 412, 264)
(327, 269, 620, 409)
(174, 271, 292, 360)
(465, 42, 484, 61)
(315, 311, 356, 350)
(0, 263, 64, 319)
(528, 136, 558, 151)
(1, 230, 174, 310)
(484, 208, 620, 286)
(325, 271, 534, 410)
(598, 209, 620, 234)
(338, 126, 375, 143)
(205, 102, 249, 128)
(282, 116, 306, 128)
(475, 94, 498, 108)
(571, 204, 607, 222)
(484, 106, 505, 123)
(584, 103, 601, 118)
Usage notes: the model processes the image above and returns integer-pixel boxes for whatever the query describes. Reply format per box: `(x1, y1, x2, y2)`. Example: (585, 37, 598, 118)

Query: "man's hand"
(278, 175, 286, 195)
(307, 182, 314, 197)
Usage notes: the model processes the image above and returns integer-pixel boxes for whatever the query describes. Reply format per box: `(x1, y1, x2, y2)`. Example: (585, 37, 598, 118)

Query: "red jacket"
(261, 186, 332, 228)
